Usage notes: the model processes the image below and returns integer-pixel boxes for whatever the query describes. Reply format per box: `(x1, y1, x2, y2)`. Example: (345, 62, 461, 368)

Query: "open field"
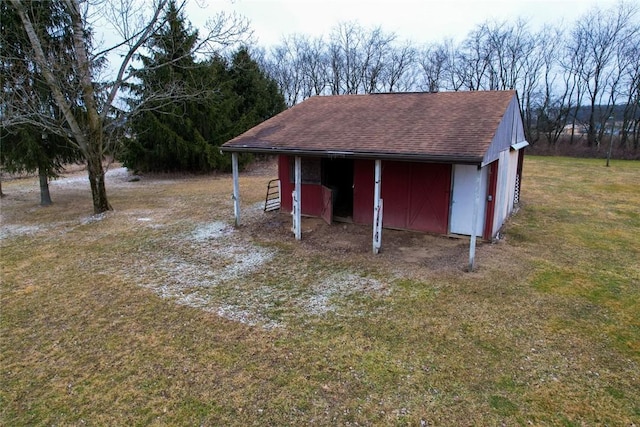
(1, 156, 639, 425)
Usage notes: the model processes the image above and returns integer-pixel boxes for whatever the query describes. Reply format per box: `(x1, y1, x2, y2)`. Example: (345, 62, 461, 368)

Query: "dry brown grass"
(1, 156, 639, 425)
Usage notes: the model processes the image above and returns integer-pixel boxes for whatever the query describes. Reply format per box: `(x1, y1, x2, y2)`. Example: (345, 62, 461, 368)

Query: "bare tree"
(418, 42, 448, 92)
(5, 0, 249, 214)
(514, 25, 546, 141)
(619, 41, 640, 149)
(327, 21, 396, 95)
(299, 36, 329, 99)
(264, 36, 306, 107)
(570, 1, 638, 147)
(360, 27, 396, 93)
(379, 41, 417, 92)
(262, 34, 330, 106)
(536, 26, 575, 146)
(484, 19, 534, 91)
(455, 24, 493, 91)
(441, 39, 466, 91)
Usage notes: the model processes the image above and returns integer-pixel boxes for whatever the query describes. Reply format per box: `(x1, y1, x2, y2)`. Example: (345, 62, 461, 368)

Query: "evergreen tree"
(122, 3, 286, 173)
(123, 0, 216, 173)
(228, 47, 287, 140)
(0, 0, 82, 205)
(189, 54, 240, 168)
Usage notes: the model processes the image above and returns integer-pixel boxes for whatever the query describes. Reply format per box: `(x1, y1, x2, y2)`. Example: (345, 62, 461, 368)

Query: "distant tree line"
(258, 1, 639, 151)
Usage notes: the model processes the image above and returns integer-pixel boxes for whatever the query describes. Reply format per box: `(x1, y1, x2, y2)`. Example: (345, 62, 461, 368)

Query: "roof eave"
(220, 145, 483, 165)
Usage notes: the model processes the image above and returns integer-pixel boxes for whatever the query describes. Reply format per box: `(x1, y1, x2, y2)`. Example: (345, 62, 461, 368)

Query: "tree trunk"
(38, 167, 52, 206)
(587, 99, 598, 148)
(10, 0, 111, 214)
(0, 178, 4, 198)
(86, 154, 111, 214)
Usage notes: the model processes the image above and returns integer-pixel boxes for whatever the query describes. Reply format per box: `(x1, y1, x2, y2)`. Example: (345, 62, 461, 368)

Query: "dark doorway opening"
(322, 158, 354, 220)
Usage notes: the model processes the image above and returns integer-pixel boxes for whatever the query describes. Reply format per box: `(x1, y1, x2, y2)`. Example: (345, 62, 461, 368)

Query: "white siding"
(450, 164, 487, 237)
(493, 151, 509, 237)
(491, 148, 520, 237)
(507, 149, 519, 214)
(450, 93, 527, 239)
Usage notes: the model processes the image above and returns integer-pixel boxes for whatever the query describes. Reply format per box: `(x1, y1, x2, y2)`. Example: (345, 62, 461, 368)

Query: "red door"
(352, 160, 451, 234)
(483, 161, 499, 240)
(406, 163, 451, 234)
(353, 160, 374, 225)
(380, 162, 411, 230)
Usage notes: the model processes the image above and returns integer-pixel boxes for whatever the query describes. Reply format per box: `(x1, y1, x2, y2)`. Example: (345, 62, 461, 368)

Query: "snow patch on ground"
(52, 167, 132, 188)
(0, 213, 111, 240)
(191, 221, 233, 241)
(303, 272, 391, 315)
(123, 218, 391, 329)
(214, 304, 280, 330)
(0, 224, 44, 240)
(81, 212, 109, 225)
(136, 220, 278, 328)
(104, 167, 131, 181)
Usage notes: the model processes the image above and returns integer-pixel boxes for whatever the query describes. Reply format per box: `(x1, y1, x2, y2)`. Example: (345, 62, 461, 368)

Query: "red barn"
(221, 90, 527, 269)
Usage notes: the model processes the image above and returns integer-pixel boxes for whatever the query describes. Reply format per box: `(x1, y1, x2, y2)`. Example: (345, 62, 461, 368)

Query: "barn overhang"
(220, 146, 484, 166)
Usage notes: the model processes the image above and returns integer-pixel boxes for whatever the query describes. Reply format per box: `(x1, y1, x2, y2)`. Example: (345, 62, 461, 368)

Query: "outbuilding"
(221, 90, 528, 270)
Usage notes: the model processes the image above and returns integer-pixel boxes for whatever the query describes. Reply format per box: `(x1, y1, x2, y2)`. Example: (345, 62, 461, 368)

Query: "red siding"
(278, 155, 324, 217)
(280, 156, 451, 234)
(353, 159, 374, 225)
(382, 161, 451, 234)
(408, 163, 451, 234)
(352, 159, 451, 234)
(278, 155, 292, 211)
(379, 161, 412, 229)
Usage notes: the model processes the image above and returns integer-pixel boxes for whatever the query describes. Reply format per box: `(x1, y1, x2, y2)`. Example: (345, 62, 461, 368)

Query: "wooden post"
(372, 159, 383, 254)
(292, 156, 302, 240)
(469, 165, 482, 271)
(232, 152, 241, 227)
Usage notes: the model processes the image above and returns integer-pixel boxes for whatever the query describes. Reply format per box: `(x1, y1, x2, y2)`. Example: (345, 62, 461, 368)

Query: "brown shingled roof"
(222, 90, 517, 163)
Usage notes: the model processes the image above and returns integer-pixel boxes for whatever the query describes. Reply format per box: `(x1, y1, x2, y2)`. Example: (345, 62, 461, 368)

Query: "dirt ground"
(242, 156, 483, 273)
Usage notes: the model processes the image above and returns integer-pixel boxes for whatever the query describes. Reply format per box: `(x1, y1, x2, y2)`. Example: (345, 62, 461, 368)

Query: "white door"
(449, 164, 487, 237)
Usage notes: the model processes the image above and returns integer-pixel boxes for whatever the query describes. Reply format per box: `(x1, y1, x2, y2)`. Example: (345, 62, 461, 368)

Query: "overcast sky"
(189, 0, 623, 47)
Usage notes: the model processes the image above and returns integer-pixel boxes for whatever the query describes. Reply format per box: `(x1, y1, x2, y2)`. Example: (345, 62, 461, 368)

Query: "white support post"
(372, 159, 383, 254)
(231, 152, 241, 227)
(469, 165, 482, 271)
(292, 156, 302, 240)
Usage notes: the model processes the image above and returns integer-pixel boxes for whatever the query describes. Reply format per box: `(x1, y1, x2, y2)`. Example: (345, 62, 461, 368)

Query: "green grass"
(1, 156, 639, 425)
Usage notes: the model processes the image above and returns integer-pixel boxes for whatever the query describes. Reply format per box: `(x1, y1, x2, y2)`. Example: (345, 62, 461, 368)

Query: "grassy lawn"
(1, 156, 639, 425)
